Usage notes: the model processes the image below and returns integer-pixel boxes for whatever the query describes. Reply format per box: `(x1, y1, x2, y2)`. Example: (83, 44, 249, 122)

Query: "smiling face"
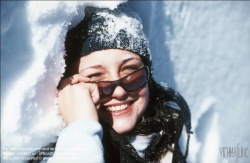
(78, 49, 149, 133)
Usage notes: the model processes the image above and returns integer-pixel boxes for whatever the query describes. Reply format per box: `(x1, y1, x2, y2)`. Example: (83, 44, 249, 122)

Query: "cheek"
(136, 84, 149, 113)
(140, 85, 149, 99)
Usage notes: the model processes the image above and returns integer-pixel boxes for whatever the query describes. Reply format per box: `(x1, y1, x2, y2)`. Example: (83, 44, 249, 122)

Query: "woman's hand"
(57, 74, 100, 125)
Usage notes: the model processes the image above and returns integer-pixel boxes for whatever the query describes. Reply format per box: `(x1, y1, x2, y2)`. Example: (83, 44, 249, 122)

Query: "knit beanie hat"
(64, 3, 152, 74)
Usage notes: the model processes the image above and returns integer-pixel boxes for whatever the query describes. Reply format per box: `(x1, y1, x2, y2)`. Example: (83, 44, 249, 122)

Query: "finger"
(69, 74, 90, 85)
(59, 74, 90, 90)
(83, 83, 100, 110)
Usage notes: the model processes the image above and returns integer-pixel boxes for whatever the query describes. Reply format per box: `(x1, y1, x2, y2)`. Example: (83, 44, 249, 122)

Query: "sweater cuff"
(49, 119, 104, 163)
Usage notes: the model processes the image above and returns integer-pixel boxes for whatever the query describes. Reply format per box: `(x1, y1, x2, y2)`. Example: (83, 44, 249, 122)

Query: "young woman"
(30, 3, 192, 163)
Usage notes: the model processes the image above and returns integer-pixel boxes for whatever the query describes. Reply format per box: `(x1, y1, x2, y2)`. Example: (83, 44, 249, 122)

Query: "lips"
(104, 101, 134, 116)
(106, 103, 129, 112)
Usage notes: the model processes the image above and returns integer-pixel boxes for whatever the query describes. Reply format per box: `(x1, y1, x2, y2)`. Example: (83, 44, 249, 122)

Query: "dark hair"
(63, 16, 90, 78)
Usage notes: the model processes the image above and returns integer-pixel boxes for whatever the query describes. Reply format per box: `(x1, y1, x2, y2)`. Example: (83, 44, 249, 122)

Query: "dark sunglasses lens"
(95, 67, 148, 100)
(96, 82, 114, 99)
(123, 68, 147, 91)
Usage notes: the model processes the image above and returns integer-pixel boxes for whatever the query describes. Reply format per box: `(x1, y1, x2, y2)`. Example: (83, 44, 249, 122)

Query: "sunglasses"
(88, 66, 149, 100)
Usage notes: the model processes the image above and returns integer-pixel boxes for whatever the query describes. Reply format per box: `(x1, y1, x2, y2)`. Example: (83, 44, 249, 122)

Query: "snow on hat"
(81, 4, 151, 61)
(64, 4, 152, 72)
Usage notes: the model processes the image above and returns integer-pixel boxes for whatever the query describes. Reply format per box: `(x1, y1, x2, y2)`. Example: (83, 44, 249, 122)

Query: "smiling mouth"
(106, 103, 129, 112)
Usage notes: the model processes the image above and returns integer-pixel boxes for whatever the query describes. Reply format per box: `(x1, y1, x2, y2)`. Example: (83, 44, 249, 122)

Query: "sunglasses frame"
(88, 66, 149, 100)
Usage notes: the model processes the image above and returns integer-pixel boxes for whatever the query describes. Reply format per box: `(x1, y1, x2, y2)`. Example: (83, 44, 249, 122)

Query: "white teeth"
(106, 103, 129, 112)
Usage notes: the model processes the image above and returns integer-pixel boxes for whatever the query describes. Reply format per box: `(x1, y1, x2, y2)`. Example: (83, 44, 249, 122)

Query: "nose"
(111, 85, 128, 100)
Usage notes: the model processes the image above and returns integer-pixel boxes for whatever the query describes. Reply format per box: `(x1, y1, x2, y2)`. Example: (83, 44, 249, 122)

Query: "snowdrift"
(1, 1, 250, 163)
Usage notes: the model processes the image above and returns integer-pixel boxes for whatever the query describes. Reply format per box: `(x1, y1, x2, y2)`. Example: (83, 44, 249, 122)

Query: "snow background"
(1, 1, 250, 163)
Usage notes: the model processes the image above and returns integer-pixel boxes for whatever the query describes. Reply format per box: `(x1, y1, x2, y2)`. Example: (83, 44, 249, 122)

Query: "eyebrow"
(121, 57, 141, 64)
(80, 57, 142, 73)
(80, 65, 103, 74)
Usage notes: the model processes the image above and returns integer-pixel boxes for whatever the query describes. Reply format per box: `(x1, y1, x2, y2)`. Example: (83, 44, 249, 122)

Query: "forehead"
(79, 49, 142, 68)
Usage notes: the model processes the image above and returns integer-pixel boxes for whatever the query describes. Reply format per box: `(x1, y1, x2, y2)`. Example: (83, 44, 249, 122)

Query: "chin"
(112, 119, 136, 134)
(98, 108, 140, 134)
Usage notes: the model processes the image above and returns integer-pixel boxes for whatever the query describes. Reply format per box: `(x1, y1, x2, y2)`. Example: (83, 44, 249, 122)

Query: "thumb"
(86, 83, 100, 110)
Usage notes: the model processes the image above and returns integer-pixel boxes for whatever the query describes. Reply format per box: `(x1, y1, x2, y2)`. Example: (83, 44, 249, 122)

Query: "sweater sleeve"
(48, 119, 104, 163)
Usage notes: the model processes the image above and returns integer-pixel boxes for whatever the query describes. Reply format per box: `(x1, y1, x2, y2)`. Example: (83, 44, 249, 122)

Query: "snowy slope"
(1, 1, 250, 163)
(128, 1, 250, 163)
